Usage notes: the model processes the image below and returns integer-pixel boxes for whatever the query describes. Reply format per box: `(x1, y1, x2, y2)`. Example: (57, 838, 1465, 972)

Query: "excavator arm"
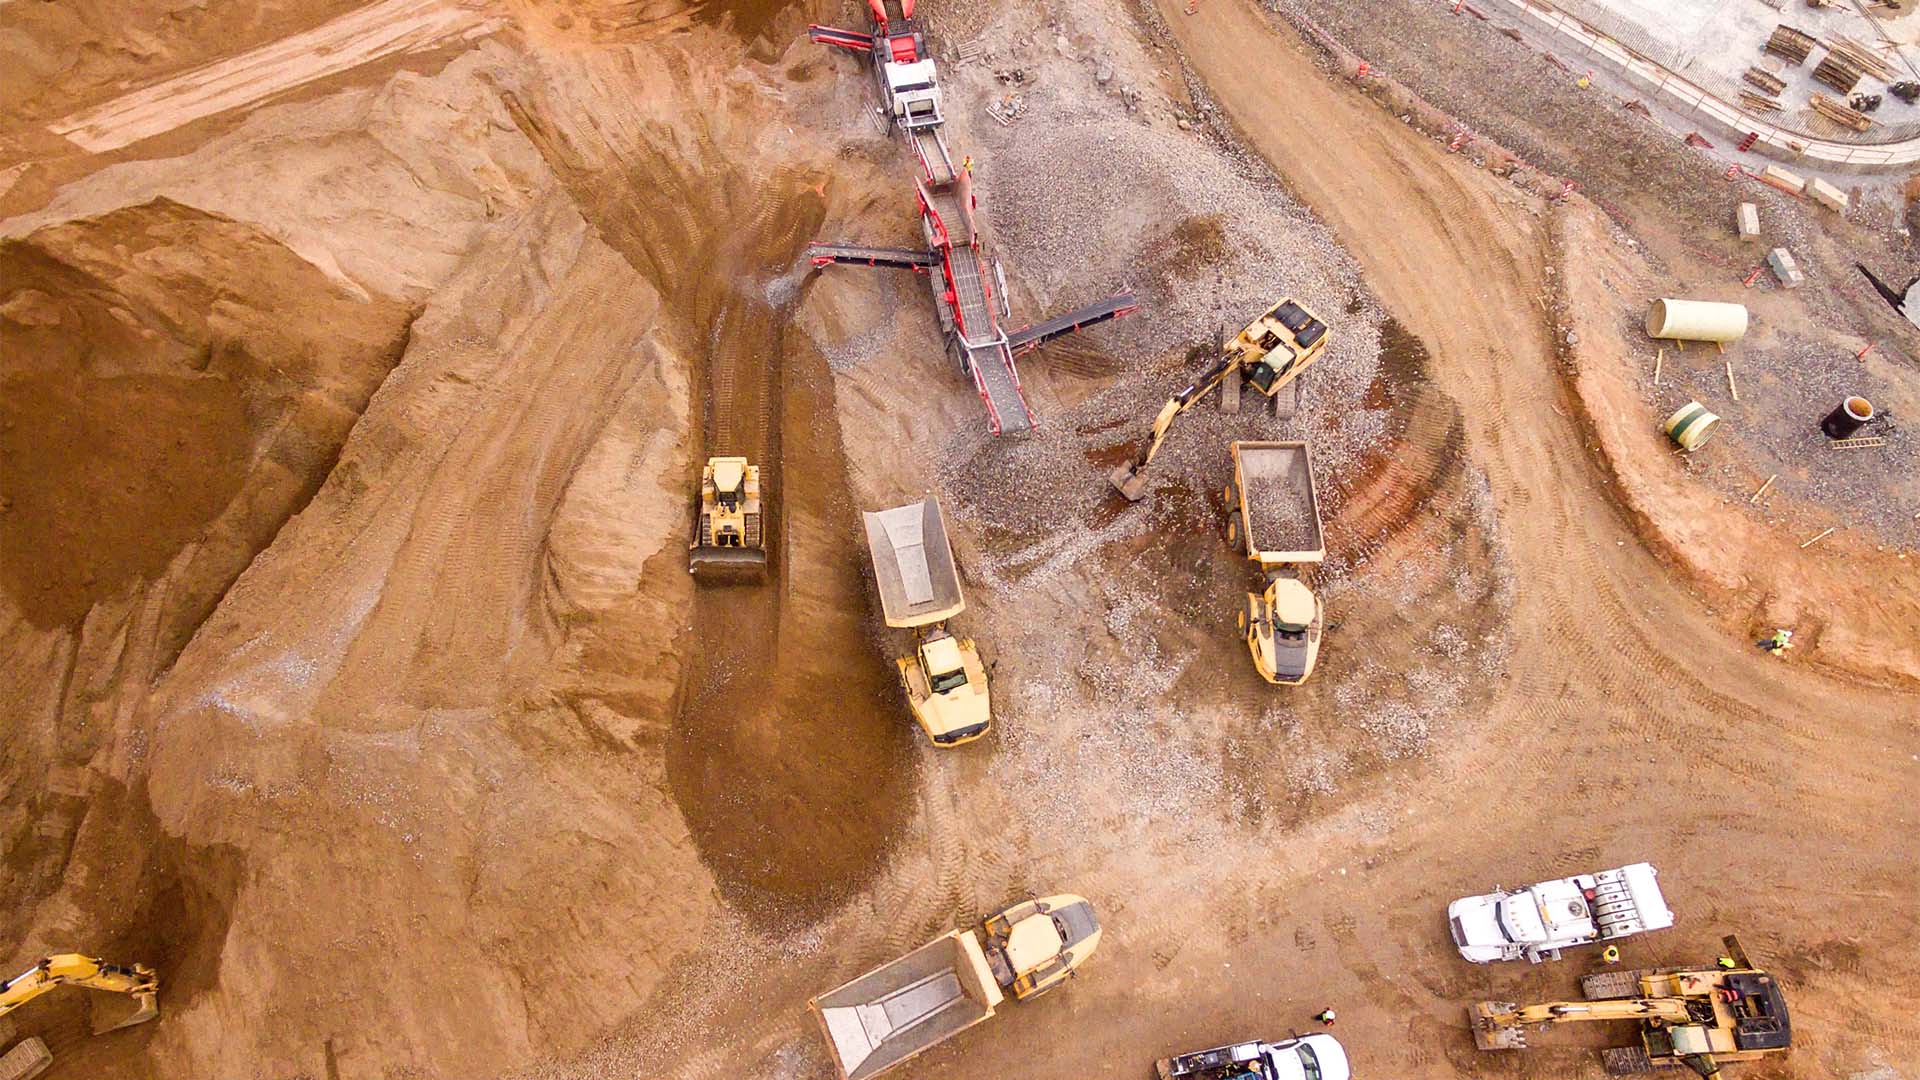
(1107, 354, 1238, 501)
(1472, 996, 1690, 1050)
(0, 954, 159, 1032)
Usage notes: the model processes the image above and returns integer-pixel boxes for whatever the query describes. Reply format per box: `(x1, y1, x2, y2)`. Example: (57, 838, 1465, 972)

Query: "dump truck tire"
(1225, 511, 1243, 548)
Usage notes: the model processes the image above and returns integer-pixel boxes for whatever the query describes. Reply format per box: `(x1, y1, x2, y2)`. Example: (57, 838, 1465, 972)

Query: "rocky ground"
(0, 1, 1916, 1079)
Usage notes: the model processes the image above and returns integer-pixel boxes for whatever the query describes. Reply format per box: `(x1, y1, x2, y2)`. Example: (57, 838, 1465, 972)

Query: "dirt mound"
(0, 198, 412, 636)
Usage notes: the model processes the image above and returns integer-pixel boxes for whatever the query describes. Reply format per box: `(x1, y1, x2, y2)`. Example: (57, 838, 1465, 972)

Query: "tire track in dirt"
(498, 52, 916, 924)
(1155, 2, 1920, 1075)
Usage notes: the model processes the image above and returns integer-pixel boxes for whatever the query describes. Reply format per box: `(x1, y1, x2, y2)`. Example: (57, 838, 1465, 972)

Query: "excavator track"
(1581, 969, 1650, 1001)
(1601, 1045, 1658, 1075)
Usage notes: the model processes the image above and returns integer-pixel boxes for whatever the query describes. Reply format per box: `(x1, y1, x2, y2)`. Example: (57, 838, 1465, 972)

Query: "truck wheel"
(1236, 606, 1248, 633)
(1225, 511, 1243, 548)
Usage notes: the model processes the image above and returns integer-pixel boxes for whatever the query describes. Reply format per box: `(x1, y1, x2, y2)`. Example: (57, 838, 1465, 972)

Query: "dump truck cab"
(902, 630, 990, 745)
(1242, 576, 1323, 686)
(1231, 298, 1329, 398)
(979, 894, 1101, 1000)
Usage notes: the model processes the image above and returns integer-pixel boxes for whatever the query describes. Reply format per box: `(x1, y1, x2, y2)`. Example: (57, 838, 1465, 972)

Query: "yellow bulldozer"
(689, 456, 768, 580)
(1471, 936, 1791, 1076)
(0, 953, 159, 1036)
(1110, 297, 1330, 501)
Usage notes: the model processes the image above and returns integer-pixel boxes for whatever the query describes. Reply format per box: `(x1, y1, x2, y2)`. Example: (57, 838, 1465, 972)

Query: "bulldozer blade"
(1470, 1002, 1527, 1051)
(1108, 464, 1149, 502)
(91, 991, 158, 1034)
(689, 547, 769, 582)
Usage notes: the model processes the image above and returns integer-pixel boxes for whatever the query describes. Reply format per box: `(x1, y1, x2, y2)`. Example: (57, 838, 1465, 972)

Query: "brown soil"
(3, 2, 1917, 1080)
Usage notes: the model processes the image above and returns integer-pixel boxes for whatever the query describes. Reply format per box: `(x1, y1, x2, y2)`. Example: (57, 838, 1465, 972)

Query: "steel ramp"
(809, 243, 935, 271)
(1006, 291, 1139, 354)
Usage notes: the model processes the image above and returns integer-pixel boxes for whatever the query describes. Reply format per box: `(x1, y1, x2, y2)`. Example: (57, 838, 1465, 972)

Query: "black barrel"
(1820, 396, 1875, 439)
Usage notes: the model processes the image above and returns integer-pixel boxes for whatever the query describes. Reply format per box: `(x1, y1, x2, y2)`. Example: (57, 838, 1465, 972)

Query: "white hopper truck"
(1449, 862, 1675, 964)
(810, 895, 1101, 1080)
(1223, 442, 1326, 685)
(863, 495, 990, 746)
(1155, 1034, 1351, 1080)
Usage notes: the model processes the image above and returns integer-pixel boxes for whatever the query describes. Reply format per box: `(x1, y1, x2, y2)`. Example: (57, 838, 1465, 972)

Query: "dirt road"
(1090, 1, 1920, 1074)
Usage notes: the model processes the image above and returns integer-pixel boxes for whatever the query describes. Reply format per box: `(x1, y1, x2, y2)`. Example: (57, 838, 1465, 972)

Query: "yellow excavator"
(1109, 297, 1331, 501)
(1472, 936, 1790, 1076)
(0, 954, 159, 1035)
(689, 456, 768, 580)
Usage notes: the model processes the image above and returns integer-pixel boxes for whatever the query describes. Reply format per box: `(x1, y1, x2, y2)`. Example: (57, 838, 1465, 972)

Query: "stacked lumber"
(1743, 67, 1788, 95)
(1740, 90, 1786, 112)
(1810, 92, 1874, 131)
(1828, 35, 1898, 81)
(1813, 53, 1866, 94)
(1765, 24, 1817, 64)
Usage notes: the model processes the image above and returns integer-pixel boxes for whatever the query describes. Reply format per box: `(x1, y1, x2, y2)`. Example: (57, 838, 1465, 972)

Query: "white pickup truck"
(1447, 862, 1674, 964)
(1155, 1034, 1349, 1080)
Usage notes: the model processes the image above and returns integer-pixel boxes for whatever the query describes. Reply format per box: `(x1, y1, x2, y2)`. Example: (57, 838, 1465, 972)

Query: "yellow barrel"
(1664, 401, 1720, 450)
(1646, 298, 1748, 343)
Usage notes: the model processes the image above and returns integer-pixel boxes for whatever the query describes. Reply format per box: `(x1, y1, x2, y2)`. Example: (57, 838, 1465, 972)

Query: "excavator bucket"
(1108, 463, 1150, 502)
(1470, 1002, 1527, 1050)
(91, 990, 158, 1034)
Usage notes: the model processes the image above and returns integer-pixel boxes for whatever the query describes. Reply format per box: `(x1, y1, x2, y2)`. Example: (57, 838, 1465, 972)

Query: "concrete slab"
(1768, 247, 1805, 288)
(1761, 164, 1807, 194)
(1808, 176, 1850, 211)
(1737, 202, 1761, 240)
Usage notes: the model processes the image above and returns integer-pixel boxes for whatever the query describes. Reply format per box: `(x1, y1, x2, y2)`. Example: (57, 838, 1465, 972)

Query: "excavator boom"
(0, 954, 160, 1033)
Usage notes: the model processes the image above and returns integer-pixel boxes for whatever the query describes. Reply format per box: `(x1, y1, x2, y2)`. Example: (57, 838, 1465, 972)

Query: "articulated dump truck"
(1224, 441, 1327, 685)
(862, 495, 990, 745)
(811, 894, 1101, 1080)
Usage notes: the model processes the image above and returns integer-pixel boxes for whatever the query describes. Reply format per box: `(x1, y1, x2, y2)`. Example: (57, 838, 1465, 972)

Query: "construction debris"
(1768, 247, 1805, 288)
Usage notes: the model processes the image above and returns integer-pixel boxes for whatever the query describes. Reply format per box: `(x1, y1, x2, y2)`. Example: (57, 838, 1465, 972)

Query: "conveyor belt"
(910, 126, 954, 186)
(1005, 291, 1139, 354)
(809, 243, 935, 270)
(966, 340, 1034, 435)
(943, 246, 995, 344)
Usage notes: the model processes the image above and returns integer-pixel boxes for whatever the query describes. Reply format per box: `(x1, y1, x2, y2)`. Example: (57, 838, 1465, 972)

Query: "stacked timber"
(1765, 25, 1817, 65)
(1740, 90, 1785, 112)
(1812, 53, 1866, 94)
(1810, 92, 1874, 131)
(1828, 36, 1898, 81)
(1743, 67, 1788, 96)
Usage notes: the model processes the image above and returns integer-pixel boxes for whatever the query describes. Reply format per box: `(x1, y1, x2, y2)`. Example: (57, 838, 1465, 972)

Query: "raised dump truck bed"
(811, 930, 1006, 1080)
(863, 496, 965, 628)
(1229, 441, 1325, 569)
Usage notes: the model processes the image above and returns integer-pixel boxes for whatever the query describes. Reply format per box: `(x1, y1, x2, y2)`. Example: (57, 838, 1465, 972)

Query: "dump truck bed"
(1232, 441, 1324, 565)
(863, 496, 965, 628)
(811, 930, 1005, 1080)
